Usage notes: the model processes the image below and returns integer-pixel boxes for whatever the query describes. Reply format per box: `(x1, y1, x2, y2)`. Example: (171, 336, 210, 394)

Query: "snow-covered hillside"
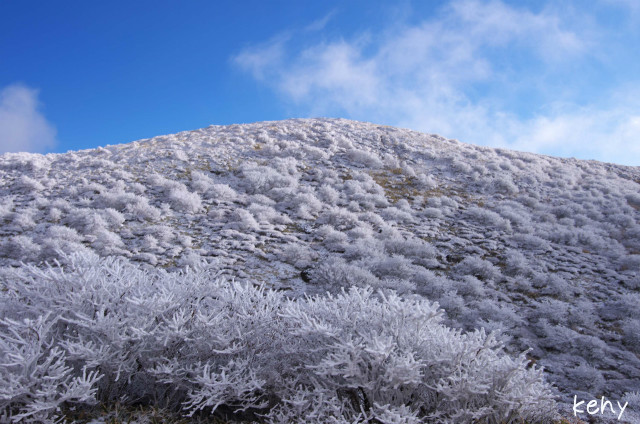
(1, 118, 639, 422)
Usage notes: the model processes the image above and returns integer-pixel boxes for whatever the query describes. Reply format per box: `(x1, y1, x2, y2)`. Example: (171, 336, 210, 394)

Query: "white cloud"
(233, 36, 289, 81)
(304, 10, 337, 32)
(234, 0, 640, 166)
(0, 84, 57, 154)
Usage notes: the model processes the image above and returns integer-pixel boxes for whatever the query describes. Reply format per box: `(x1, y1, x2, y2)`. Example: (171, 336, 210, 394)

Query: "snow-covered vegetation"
(0, 253, 556, 423)
(1, 118, 639, 422)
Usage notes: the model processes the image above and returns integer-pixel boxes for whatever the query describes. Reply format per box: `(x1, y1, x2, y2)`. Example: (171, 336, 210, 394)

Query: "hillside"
(1, 118, 639, 422)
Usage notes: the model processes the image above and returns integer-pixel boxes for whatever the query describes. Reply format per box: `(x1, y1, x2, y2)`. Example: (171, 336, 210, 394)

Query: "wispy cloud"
(0, 84, 57, 154)
(233, 0, 640, 166)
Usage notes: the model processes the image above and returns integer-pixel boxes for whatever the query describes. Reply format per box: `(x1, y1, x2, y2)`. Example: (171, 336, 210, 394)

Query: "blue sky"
(1, 0, 639, 165)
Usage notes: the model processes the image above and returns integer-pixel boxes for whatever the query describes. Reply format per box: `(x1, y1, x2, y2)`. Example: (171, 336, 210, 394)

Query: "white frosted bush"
(452, 275, 486, 298)
(490, 176, 519, 195)
(190, 170, 215, 194)
(504, 249, 531, 277)
(14, 175, 45, 193)
(168, 187, 202, 213)
(621, 254, 640, 272)
(385, 237, 436, 261)
(227, 209, 260, 231)
(47, 225, 82, 242)
(625, 193, 640, 209)
(566, 363, 604, 394)
(102, 208, 125, 228)
(0, 197, 15, 220)
(466, 206, 511, 232)
(0, 235, 41, 261)
(208, 183, 238, 202)
(380, 206, 414, 223)
(619, 392, 640, 423)
(248, 203, 291, 225)
(368, 255, 419, 281)
(416, 173, 437, 190)
(96, 190, 139, 211)
(125, 197, 161, 221)
(510, 234, 551, 252)
(317, 206, 360, 231)
(278, 243, 317, 269)
(240, 163, 297, 195)
(318, 184, 340, 205)
(91, 229, 127, 256)
(288, 192, 323, 218)
(0, 314, 102, 422)
(343, 237, 384, 261)
(453, 256, 501, 282)
(346, 148, 383, 168)
(310, 257, 381, 289)
(422, 207, 444, 219)
(0, 253, 558, 422)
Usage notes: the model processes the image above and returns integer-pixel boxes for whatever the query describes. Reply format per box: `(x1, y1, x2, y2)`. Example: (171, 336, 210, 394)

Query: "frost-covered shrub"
(38, 239, 93, 265)
(47, 225, 82, 242)
(190, 170, 215, 194)
(416, 173, 437, 190)
(91, 229, 127, 256)
(13, 175, 45, 193)
(539, 274, 573, 300)
(510, 234, 551, 252)
(346, 223, 375, 240)
(317, 206, 360, 231)
(565, 363, 605, 394)
(503, 249, 531, 277)
(0, 314, 102, 422)
(226, 209, 260, 231)
(453, 256, 501, 281)
(240, 163, 298, 195)
(176, 249, 205, 270)
(96, 190, 139, 211)
(422, 207, 444, 219)
(346, 148, 383, 168)
(384, 237, 436, 264)
(530, 299, 569, 325)
(621, 254, 640, 272)
(465, 207, 511, 232)
(414, 269, 455, 297)
(208, 183, 238, 202)
(0, 197, 15, 221)
(318, 184, 340, 205)
(125, 197, 162, 221)
(490, 176, 519, 195)
(342, 237, 384, 261)
(63, 209, 107, 234)
(625, 193, 640, 209)
(316, 225, 349, 252)
(0, 235, 41, 261)
(380, 206, 414, 223)
(620, 392, 640, 423)
(474, 299, 523, 329)
(278, 244, 317, 269)
(101, 208, 125, 228)
(248, 203, 291, 225)
(368, 255, 419, 281)
(437, 290, 467, 320)
(146, 224, 174, 243)
(168, 187, 202, 213)
(288, 192, 323, 219)
(452, 275, 486, 298)
(497, 205, 531, 231)
(599, 293, 640, 321)
(310, 257, 381, 289)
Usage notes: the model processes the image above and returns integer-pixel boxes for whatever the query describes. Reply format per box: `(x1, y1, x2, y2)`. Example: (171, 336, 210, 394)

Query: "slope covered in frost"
(1, 118, 639, 421)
